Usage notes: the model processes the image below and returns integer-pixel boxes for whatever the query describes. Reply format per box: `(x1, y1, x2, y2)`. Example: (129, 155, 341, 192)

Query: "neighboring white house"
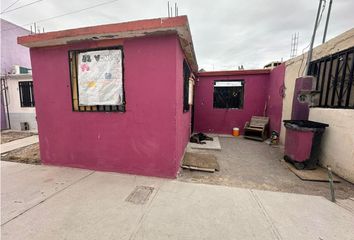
(1, 19, 32, 130)
(3, 70, 37, 131)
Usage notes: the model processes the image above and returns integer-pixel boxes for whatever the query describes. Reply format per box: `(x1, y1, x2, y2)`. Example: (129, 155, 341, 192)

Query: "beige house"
(281, 28, 354, 183)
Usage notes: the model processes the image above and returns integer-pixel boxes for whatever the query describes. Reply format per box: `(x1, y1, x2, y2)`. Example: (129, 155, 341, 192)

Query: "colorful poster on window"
(77, 49, 123, 106)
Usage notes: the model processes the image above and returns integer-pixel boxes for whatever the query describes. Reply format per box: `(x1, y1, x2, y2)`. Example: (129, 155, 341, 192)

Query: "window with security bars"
(183, 60, 191, 112)
(213, 80, 244, 109)
(68, 46, 125, 112)
(308, 46, 354, 109)
(19, 81, 35, 107)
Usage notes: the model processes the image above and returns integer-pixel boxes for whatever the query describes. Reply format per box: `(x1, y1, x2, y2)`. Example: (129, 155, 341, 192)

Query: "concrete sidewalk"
(1, 161, 354, 240)
(0, 135, 39, 154)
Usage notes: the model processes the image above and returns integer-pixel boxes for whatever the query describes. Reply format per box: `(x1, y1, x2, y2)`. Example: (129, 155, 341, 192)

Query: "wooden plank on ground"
(182, 152, 219, 172)
(182, 165, 215, 173)
(337, 199, 354, 214)
(284, 161, 341, 183)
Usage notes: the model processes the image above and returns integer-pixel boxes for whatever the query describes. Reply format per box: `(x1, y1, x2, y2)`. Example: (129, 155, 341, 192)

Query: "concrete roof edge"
(198, 69, 270, 77)
(17, 16, 187, 46)
(17, 15, 198, 72)
(1, 73, 32, 79)
(181, 18, 198, 73)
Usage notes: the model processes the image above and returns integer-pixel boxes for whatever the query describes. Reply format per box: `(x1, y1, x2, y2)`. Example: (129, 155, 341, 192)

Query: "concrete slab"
(1, 161, 34, 177)
(131, 181, 277, 240)
(1, 162, 93, 224)
(1, 171, 166, 240)
(2, 163, 354, 240)
(252, 189, 354, 240)
(0, 135, 39, 154)
(188, 136, 221, 150)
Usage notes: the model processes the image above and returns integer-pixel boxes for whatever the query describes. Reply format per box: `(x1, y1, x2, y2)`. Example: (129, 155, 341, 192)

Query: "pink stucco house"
(194, 66, 285, 136)
(18, 16, 197, 178)
(18, 15, 286, 178)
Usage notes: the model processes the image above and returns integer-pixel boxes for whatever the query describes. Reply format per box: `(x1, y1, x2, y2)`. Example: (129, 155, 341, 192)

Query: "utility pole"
(322, 0, 333, 43)
(304, 0, 324, 76)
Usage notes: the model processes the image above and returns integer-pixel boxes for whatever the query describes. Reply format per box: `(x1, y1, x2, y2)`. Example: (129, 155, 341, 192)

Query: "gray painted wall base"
(9, 112, 37, 130)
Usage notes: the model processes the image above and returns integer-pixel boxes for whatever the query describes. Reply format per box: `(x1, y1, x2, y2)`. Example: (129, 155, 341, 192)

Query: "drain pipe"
(304, 0, 324, 75)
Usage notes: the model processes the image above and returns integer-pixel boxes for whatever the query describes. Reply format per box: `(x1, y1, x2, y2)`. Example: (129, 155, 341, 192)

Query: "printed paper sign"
(77, 49, 123, 106)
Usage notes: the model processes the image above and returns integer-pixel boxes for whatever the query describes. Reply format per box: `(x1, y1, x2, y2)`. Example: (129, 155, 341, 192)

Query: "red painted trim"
(198, 69, 270, 77)
(18, 16, 188, 46)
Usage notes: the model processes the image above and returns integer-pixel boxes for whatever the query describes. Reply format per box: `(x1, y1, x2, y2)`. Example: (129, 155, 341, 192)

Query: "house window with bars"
(68, 46, 125, 112)
(19, 81, 35, 107)
(213, 80, 244, 109)
(183, 60, 191, 112)
(308, 46, 354, 109)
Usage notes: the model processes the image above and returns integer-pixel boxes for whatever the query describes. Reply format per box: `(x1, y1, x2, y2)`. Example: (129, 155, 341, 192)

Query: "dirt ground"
(1, 131, 35, 144)
(1, 143, 40, 165)
(178, 136, 354, 200)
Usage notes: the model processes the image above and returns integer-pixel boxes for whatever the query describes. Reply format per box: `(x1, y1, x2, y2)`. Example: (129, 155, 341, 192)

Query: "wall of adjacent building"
(281, 28, 354, 183)
(193, 65, 286, 136)
(280, 28, 354, 143)
(194, 71, 270, 135)
(1, 19, 31, 74)
(309, 109, 354, 183)
(1, 19, 32, 130)
(267, 64, 285, 134)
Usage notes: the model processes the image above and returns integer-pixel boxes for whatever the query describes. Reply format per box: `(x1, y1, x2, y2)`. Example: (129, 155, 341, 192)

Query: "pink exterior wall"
(291, 77, 313, 120)
(175, 39, 192, 170)
(30, 34, 190, 178)
(194, 73, 270, 135)
(267, 64, 285, 133)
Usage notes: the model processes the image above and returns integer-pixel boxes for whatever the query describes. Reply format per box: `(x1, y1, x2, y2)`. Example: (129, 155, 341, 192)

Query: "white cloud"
(2, 0, 353, 70)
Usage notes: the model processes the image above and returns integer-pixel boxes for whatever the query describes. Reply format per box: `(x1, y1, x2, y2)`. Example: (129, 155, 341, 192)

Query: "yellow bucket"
(232, 127, 240, 136)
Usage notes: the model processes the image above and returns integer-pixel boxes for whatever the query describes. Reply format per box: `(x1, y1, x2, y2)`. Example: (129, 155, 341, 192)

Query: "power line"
(1, 0, 43, 14)
(1, 0, 119, 32)
(2, 0, 21, 13)
(33, 0, 119, 24)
